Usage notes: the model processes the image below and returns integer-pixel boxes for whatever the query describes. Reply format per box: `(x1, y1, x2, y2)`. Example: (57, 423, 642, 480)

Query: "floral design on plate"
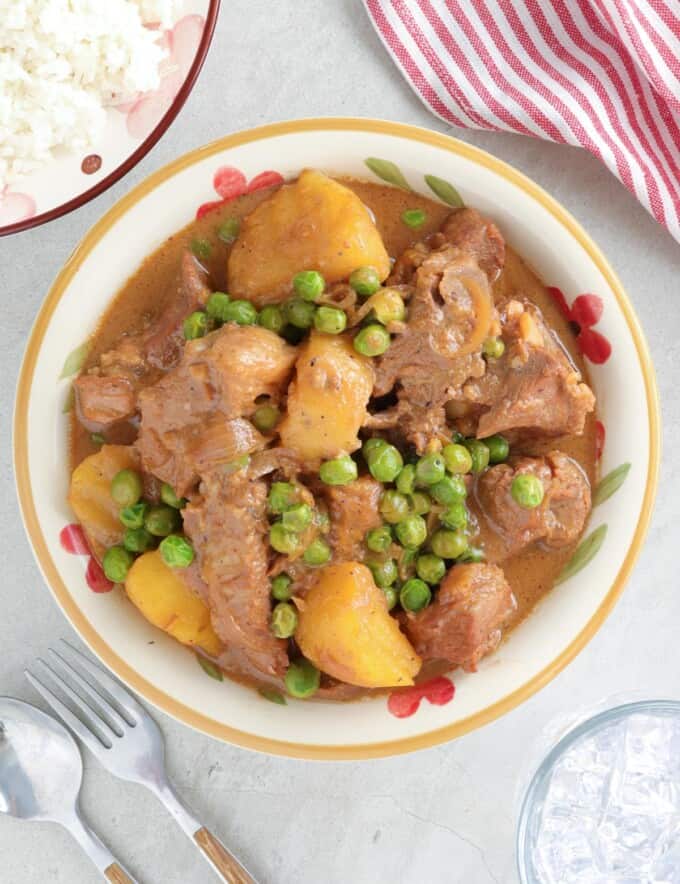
(196, 166, 285, 219)
(547, 287, 612, 364)
(364, 158, 464, 207)
(113, 15, 206, 139)
(0, 189, 37, 226)
(59, 523, 114, 593)
(387, 675, 455, 718)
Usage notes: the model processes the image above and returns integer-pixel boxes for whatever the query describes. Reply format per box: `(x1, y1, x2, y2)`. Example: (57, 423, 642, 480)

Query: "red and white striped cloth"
(364, 0, 680, 242)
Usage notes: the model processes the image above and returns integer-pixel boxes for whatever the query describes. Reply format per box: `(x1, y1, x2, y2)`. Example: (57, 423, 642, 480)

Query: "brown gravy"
(70, 178, 597, 637)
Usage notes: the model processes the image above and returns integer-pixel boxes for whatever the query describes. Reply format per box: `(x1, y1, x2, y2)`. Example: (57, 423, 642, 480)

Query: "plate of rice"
(0, 0, 219, 236)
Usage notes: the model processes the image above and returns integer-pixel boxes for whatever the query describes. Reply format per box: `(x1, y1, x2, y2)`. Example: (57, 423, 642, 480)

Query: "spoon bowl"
(0, 697, 82, 823)
(0, 696, 136, 882)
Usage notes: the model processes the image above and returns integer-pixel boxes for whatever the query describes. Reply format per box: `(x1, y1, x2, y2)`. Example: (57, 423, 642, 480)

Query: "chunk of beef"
(136, 324, 296, 493)
(144, 251, 211, 370)
(403, 563, 515, 671)
(373, 246, 494, 450)
(472, 451, 591, 562)
(322, 476, 383, 562)
(440, 208, 505, 282)
(73, 252, 212, 433)
(389, 208, 505, 285)
(462, 299, 595, 439)
(73, 375, 136, 433)
(183, 466, 288, 679)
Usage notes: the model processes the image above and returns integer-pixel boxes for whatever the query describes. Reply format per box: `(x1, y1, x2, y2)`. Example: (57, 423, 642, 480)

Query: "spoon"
(0, 697, 137, 883)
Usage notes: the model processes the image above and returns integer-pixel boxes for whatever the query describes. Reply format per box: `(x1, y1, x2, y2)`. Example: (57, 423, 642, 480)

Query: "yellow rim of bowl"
(13, 118, 660, 760)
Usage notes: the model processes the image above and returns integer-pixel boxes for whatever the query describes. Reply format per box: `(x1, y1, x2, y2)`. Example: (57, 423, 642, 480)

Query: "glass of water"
(517, 700, 680, 883)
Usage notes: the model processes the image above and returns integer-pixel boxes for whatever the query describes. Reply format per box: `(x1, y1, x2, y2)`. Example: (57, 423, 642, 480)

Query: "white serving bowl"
(14, 119, 660, 759)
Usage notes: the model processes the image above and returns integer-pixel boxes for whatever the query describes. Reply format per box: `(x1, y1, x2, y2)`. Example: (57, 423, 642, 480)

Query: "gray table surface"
(1, 2, 677, 882)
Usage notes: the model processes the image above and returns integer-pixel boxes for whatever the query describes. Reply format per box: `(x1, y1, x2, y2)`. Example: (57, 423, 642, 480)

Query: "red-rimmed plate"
(0, 0, 220, 237)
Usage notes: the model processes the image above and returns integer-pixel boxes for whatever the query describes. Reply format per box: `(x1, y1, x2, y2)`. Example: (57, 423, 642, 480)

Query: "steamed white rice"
(0, 0, 180, 187)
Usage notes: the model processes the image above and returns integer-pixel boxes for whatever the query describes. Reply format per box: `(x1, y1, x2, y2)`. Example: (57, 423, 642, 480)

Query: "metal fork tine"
(58, 640, 143, 725)
(47, 647, 127, 737)
(25, 669, 111, 753)
(33, 658, 118, 747)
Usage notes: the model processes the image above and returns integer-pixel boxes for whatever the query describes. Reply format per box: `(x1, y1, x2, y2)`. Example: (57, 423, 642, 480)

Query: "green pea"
(442, 443, 473, 475)
(511, 474, 545, 509)
(431, 529, 468, 559)
(484, 434, 510, 464)
(459, 546, 485, 563)
(399, 578, 432, 613)
(123, 527, 154, 554)
(395, 514, 428, 549)
(252, 404, 281, 433)
(270, 602, 298, 638)
(369, 289, 406, 325)
(396, 464, 416, 495)
(362, 437, 388, 459)
(303, 537, 331, 566)
(401, 208, 427, 228)
(271, 573, 293, 601)
(144, 505, 181, 537)
(314, 306, 347, 335)
(293, 270, 325, 302)
(191, 238, 211, 260)
(366, 525, 392, 553)
(353, 324, 391, 357)
(222, 299, 258, 326)
(367, 443, 403, 483)
(349, 266, 381, 297)
(111, 469, 143, 508)
(483, 336, 505, 359)
(440, 501, 468, 530)
(285, 659, 320, 698)
(463, 439, 490, 474)
(159, 534, 195, 568)
(90, 432, 105, 446)
(160, 483, 187, 509)
(120, 502, 147, 530)
(431, 475, 467, 506)
(319, 455, 358, 486)
(269, 522, 302, 555)
(368, 558, 398, 588)
(216, 217, 240, 243)
(268, 482, 298, 514)
(409, 491, 431, 515)
(258, 305, 285, 334)
(183, 311, 209, 340)
(416, 554, 446, 585)
(380, 490, 410, 524)
(282, 503, 313, 532)
(205, 292, 231, 322)
(383, 586, 398, 611)
(415, 452, 446, 487)
(284, 298, 316, 329)
(102, 546, 134, 583)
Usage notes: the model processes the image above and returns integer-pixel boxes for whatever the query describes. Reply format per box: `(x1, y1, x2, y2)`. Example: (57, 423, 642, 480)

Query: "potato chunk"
(227, 169, 391, 306)
(125, 550, 221, 657)
(68, 445, 140, 558)
(278, 332, 374, 466)
(296, 562, 421, 688)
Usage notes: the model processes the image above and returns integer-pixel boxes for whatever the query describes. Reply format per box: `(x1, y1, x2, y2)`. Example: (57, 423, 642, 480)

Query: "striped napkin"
(364, 1, 680, 242)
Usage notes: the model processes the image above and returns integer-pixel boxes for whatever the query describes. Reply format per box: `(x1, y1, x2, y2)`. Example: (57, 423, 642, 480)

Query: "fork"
(25, 641, 257, 884)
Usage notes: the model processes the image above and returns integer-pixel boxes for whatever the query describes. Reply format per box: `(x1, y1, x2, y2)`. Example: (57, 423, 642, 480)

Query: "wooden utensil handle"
(194, 827, 256, 884)
(104, 863, 134, 884)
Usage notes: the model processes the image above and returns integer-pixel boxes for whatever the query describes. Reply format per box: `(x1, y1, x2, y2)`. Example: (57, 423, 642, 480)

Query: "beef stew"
(68, 170, 597, 700)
